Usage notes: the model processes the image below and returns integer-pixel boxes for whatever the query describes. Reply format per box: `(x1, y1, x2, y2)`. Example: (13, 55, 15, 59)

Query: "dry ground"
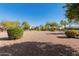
(0, 31, 79, 56)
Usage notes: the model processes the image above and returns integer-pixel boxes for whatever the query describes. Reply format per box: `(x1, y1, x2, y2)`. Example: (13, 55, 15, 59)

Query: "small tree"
(38, 25, 46, 31)
(60, 20, 68, 29)
(22, 21, 30, 30)
(45, 22, 50, 30)
(45, 22, 58, 31)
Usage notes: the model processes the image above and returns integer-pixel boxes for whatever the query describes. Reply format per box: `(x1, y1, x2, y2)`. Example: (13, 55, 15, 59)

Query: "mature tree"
(33, 26, 39, 30)
(34, 25, 46, 31)
(60, 20, 70, 28)
(45, 22, 58, 31)
(64, 4, 79, 29)
(22, 21, 30, 30)
(44, 22, 50, 30)
(42, 25, 46, 31)
(64, 3, 79, 21)
(60, 20, 68, 28)
(30, 26, 35, 30)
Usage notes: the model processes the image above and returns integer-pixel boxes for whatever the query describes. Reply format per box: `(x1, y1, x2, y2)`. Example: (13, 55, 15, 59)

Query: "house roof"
(67, 21, 79, 28)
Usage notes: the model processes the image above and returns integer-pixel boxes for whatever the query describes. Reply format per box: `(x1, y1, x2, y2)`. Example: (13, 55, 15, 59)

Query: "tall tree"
(64, 3, 79, 21)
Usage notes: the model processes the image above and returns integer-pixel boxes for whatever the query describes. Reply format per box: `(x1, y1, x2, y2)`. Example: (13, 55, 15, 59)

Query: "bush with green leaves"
(49, 26, 58, 31)
(7, 27, 24, 40)
(45, 22, 58, 31)
(65, 30, 78, 38)
(22, 21, 30, 30)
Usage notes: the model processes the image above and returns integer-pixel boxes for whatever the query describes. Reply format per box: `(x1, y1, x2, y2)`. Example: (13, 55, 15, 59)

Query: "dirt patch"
(0, 31, 79, 56)
(0, 42, 78, 56)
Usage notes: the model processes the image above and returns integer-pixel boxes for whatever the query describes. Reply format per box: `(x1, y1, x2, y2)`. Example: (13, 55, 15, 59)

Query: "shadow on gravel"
(0, 42, 79, 56)
(46, 32, 65, 35)
(0, 37, 10, 41)
(57, 36, 71, 39)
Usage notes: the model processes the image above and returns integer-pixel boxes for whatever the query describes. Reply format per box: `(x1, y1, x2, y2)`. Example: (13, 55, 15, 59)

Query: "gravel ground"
(0, 31, 79, 56)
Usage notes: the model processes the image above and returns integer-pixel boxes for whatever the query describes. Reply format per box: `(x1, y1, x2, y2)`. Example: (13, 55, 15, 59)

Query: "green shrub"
(22, 22, 30, 30)
(65, 30, 78, 38)
(75, 31, 79, 39)
(49, 26, 57, 31)
(7, 27, 24, 40)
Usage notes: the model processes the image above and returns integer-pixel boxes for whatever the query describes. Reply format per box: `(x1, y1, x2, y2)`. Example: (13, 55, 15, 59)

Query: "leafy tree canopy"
(64, 3, 79, 21)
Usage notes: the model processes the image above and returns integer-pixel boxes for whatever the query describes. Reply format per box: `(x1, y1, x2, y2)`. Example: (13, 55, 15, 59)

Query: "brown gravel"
(0, 31, 79, 56)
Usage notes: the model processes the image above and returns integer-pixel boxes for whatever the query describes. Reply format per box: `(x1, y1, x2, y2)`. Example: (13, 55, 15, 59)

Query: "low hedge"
(65, 30, 78, 38)
(49, 26, 57, 31)
(7, 27, 24, 40)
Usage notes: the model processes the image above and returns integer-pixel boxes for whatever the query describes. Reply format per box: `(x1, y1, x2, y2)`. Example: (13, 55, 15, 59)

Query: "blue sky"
(0, 3, 65, 26)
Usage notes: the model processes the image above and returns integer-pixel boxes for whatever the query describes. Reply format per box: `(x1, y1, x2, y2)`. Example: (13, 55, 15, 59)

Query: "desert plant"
(65, 30, 78, 38)
(7, 27, 24, 40)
